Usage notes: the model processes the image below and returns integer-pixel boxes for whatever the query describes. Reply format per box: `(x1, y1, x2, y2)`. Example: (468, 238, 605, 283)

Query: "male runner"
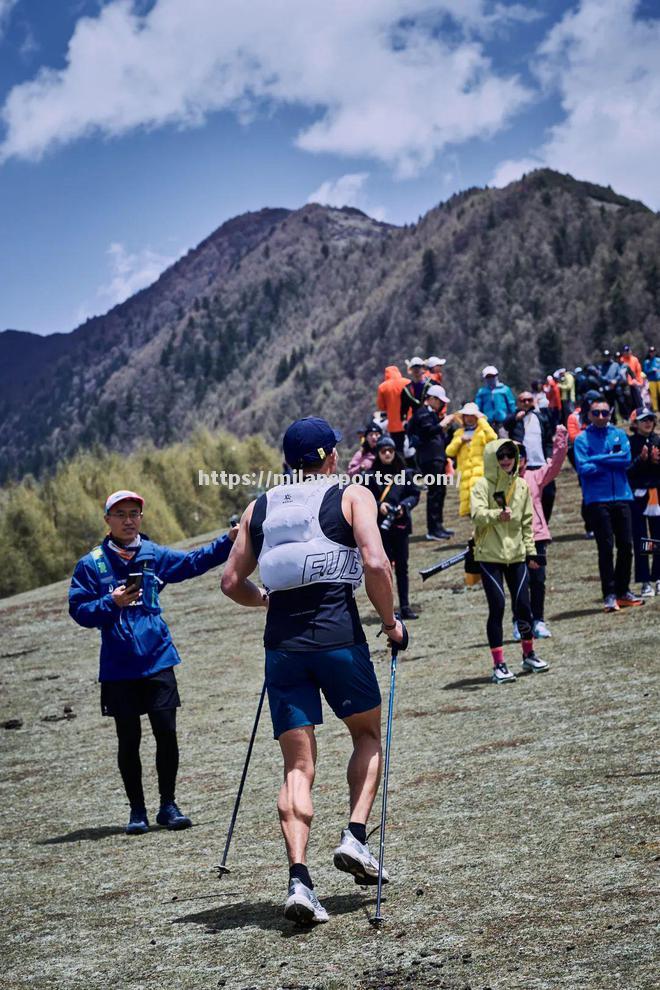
(221, 417, 405, 924)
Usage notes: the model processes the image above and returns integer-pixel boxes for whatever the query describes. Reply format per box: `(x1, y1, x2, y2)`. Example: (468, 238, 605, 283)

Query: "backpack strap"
(89, 545, 116, 592)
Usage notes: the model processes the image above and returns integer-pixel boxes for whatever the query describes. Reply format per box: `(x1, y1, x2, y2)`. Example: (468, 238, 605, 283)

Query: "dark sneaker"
(156, 801, 192, 830)
(521, 651, 549, 673)
(603, 594, 620, 612)
(425, 532, 449, 541)
(491, 662, 516, 684)
(436, 526, 454, 538)
(283, 878, 329, 924)
(401, 606, 419, 620)
(616, 592, 644, 608)
(125, 808, 149, 835)
(640, 582, 654, 598)
(333, 828, 389, 885)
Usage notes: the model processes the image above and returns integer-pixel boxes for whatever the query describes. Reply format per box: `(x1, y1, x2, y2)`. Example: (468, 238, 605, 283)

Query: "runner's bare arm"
(344, 485, 404, 643)
(220, 502, 268, 607)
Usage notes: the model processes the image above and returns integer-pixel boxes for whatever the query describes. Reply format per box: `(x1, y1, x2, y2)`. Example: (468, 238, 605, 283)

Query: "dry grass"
(1, 470, 658, 989)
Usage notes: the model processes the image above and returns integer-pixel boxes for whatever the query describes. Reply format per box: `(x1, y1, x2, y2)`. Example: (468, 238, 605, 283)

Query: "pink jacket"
(348, 448, 376, 477)
(521, 427, 568, 541)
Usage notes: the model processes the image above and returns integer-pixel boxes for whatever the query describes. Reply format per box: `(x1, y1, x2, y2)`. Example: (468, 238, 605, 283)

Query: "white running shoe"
(512, 621, 521, 641)
(491, 662, 516, 684)
(333, 829, 389, 885)
(533, 620, 552, 638)
(283, 878, 329, 925)
(521, 651, 549, 673)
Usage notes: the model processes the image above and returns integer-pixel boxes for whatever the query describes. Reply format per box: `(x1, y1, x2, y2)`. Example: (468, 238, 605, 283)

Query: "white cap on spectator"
(407, 356, 425, 368)
(105, 490, 144, 513)
(426, 355, 446, 367)
(427, 384, 449, 402)
(482, 365, 498, 377)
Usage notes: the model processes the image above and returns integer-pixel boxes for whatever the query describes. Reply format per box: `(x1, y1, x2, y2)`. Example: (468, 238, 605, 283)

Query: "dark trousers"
(382, 527, 410, 608)
(529, 540, 548, 621)
(391, 431, 406, 455)
(589, 501, 634, 598)
(114, 709, 179, 810)
(480, 561, 533, 647)
(631, 495, 660, 583)
(420, 459, 447, 534)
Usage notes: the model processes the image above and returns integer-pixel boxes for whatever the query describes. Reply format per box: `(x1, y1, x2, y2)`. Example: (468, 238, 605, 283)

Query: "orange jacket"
(621, 353, 643, 384)
(377, 366, 410, 433)
(567, 407, 585, 442)
(544, 377, 562, 410)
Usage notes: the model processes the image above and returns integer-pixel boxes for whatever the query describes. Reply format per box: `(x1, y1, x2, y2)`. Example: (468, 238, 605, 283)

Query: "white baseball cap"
(482, 365, 499, 377)
(426, 356, 446, 368)
(427, 384, 449, 402)
(105, 490, 144, 513)
(407, 356, 425, 368)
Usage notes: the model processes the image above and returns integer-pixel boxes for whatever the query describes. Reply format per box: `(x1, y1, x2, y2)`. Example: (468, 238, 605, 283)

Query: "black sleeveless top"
(249, 484, 367, 652)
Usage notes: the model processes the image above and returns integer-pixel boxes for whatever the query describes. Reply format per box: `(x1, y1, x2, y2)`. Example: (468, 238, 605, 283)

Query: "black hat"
(635, 407, 656, 422)
(283, 417, 342, 468)
(376, 436, 396, 451)
(364, 421, 384, 436)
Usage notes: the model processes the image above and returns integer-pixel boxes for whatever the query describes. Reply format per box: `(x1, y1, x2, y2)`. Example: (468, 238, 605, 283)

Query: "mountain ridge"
(2, 169, 658, 481)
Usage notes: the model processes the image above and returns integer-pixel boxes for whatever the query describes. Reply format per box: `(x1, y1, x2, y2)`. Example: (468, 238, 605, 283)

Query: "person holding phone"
(470, 440, 549, 684)
(69, 490, 238, 835)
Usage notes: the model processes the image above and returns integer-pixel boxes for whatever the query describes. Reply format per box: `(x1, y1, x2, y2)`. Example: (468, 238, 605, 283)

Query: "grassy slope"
(1, 470, 658, 990)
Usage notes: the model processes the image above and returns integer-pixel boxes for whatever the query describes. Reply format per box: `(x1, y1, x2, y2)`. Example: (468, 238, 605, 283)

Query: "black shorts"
(100, 667, 181, 718)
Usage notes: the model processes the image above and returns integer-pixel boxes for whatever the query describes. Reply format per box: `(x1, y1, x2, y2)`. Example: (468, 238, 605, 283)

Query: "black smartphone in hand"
(126, 571, 143, 592)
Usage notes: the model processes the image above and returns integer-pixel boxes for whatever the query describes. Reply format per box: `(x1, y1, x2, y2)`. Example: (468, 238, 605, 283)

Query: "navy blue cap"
(282, 417, 342, 468)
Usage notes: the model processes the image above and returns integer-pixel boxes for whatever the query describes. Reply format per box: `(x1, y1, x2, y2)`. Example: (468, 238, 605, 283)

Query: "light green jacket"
(470, 440, 535, 564)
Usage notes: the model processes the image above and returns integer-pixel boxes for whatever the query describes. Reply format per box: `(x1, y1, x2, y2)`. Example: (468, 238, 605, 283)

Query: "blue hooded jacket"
(69, 533, 231, 681)
(474, 382, 516, 424)
(573, 425, 633, 504)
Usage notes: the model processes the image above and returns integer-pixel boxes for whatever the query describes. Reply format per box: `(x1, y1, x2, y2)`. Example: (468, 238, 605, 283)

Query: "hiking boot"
(283, 878, 329, 925)
(125, 807, 149, 835)
(616, 592, 644, 608)
(156, 801, 192, 830)
(521, 651, 549, 673)
(400, 606, 419, 620)
(533, 620, 552, 639)
(333, 828, 389, 885)
(640, 582, 654, 598)
(603, 594, 620, 612)
(491, 662, 516, 684)
(512, 621, 521, 641)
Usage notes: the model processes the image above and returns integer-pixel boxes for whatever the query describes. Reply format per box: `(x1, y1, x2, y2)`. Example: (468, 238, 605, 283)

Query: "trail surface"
(1, 473, 658, 989)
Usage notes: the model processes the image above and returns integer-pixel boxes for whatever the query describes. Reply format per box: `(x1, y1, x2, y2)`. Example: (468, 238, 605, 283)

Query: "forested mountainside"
(2, 169, 659, 482)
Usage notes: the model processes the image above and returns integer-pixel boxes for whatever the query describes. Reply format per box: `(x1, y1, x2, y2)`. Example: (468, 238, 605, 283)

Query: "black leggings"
(480, 561, 533, 648)
(115, 709, 179, 810)
(382, 527, 410, 608)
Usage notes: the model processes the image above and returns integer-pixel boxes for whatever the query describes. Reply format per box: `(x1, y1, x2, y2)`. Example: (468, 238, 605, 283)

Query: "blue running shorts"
(265, 643, 381, 739)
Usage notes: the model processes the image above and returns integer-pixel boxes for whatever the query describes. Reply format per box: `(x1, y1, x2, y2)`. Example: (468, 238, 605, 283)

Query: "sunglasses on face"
(591, 409, 611, 418)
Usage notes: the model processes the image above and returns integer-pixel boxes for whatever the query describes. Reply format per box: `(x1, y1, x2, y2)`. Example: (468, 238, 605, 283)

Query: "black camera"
(229, 513, 240, 527)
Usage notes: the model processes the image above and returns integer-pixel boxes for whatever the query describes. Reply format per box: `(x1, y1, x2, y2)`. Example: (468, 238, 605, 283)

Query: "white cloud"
(490, 0, 660, 207)
(308, 172, 387, 221)
(490, 156, 544, 187)
(98, 241, 175, 308)
(0, 0, 17, 37)
(0, 0, 532, 176)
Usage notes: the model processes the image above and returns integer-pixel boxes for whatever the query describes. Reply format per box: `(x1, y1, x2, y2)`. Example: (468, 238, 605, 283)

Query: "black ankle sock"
(289, 863, 313, 889)
(348, 821, 367, 844)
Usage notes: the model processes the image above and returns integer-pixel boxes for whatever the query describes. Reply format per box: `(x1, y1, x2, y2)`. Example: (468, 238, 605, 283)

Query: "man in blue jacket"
(474, 365, 516, 433)
(573, 400, 643, 612)
(69, 489, 236, 834)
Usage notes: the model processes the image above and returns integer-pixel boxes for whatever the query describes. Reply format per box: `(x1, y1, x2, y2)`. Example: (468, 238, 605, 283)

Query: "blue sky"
(1, 0, 659, 335)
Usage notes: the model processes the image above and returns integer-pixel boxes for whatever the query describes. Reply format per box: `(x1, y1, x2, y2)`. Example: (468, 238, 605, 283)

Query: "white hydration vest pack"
(258, 479, 364, 592)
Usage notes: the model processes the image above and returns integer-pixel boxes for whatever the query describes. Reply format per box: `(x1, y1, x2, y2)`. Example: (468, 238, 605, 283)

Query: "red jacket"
(377, 366, 410, 433)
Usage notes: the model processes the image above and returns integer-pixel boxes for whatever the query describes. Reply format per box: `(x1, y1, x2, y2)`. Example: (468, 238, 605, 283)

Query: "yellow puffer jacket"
(445, 417, 498, 516)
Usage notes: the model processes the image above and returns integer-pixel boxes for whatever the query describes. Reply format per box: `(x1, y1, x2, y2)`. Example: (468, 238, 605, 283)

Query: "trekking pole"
(370, 621, 409, 927)
(214, 679, 267, 878)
